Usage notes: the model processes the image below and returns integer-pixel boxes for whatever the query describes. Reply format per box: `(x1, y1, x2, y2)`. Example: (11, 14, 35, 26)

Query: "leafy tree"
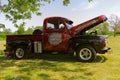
(14, 22, 25, 34)
(0, 27, 12, 39)
(88, 21, 109, 35)
(25, 27, 33, 34)
(63, 0, 92, 5)
(0, 0, 92, 24)
(99, 22, 109, 35)
(109, 14, 120, 36)
(34, 26, 43, 30)
(25, 25, 43, 34)
(0, 24, 13, 39)
(0, 23, 5, 33)
(3, 28, 12, 34)
(0, 23, 5, 28)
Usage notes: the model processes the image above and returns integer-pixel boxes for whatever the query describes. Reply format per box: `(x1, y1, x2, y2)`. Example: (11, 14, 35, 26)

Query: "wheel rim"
(79, 48, 92, 60)
(15, 48, 24, 59)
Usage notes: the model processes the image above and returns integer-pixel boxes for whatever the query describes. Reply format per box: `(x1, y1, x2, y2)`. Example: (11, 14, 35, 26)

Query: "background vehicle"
(4, 15, 111, 62)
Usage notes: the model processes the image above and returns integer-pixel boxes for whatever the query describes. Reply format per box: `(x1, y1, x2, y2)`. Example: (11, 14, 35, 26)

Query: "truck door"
(43, 18, 71, 51)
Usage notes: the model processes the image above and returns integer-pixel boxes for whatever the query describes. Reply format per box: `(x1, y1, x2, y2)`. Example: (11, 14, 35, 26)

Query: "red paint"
(70, 15, 107, 36)
(6, 15, 107, 51)
(43, 17, 71, 51)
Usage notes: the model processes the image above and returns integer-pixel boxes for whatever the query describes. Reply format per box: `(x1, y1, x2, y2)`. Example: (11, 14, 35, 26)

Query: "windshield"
(66, 23, 73, 29)
(66, 20, 73, 29)
(65, 20, 73, 29)
(47, 19, 65, 29)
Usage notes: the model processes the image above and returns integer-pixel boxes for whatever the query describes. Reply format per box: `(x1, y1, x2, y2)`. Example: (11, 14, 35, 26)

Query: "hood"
(70, 15, 107, 36)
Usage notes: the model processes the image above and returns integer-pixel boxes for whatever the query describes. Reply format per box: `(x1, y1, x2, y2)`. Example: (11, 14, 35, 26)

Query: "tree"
(0, 23, 5, 28)
(99, 22, 109, 35)
(88, 21, 109, 35)
(109, 14, 120, 36)
(24, 25, 43, 34)
(0, 23, 5, 32)
(25, 27, 33, 34)
(0, 0, 43, 24)
(14, 22, 25, 34)
(3, 28, 12, 34)
(34, 26, 43, 30)
(0, 0, 92, 24)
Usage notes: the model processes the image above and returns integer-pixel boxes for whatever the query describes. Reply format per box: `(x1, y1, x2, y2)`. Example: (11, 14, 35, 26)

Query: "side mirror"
(0, 24, 5, 28)
(68, 20, 73, 25)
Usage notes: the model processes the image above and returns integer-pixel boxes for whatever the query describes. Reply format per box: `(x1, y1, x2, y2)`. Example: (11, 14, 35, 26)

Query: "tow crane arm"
(70, 15, 107, 36)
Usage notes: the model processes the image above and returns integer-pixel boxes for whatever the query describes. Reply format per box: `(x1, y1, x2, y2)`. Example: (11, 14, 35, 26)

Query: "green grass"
(0, 36, 120, 80)
(0, 41, 5, 50)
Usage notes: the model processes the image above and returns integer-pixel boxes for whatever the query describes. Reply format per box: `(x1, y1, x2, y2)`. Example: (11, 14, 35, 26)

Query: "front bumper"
(101, 47, 111, 54)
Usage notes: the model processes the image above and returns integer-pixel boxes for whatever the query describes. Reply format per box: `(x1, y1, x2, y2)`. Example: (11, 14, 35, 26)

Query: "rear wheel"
(14, 47, 27, 59)
(76, 45, 96, 62)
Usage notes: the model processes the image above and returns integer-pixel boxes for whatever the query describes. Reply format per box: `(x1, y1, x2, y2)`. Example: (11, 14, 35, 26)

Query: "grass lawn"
(0, 36, 120, 80)
(0, 41, 5, 50)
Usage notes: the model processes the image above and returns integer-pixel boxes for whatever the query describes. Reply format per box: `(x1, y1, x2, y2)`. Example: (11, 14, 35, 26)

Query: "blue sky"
(1, 0, 120, 31)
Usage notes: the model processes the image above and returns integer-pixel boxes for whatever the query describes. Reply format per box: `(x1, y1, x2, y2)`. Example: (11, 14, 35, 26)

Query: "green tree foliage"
(14, 22, 25, 34)
(0, 0, 92, 23)
(34, 25, 43, 30)
(99, 22, 109, 35)
(24, 26, 43, 34)
(109, 14, 120, 36)
(0, 23, 13, 39)
(88, 21, 109, 35)
(25, 27, 33, 34)
(3, 28, 12, 34)
(0, 23, 5, 28)
(0, 0, 43, 23)
(22, 25, 43, 34)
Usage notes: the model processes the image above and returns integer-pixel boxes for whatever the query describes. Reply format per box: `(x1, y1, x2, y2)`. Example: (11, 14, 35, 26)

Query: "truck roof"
(44, 16, 73, 24)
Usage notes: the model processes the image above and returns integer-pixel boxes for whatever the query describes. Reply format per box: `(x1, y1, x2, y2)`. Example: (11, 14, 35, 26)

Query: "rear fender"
(8, 39, 32, 49)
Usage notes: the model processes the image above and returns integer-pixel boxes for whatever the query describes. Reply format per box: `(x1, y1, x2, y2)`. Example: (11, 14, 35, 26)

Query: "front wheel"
(76, 45, 96, 62)
(14, 47, 27, 59)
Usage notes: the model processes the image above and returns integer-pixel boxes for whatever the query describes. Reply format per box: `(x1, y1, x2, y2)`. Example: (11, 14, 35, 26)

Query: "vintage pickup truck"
(4, 15, 111, 62)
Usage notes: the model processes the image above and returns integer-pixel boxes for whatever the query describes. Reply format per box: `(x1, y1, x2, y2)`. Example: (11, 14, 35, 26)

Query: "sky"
(0, 0, 120, 31)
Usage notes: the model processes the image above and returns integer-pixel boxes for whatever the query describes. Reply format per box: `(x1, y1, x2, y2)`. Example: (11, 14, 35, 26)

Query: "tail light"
(104, 39, 107, 47)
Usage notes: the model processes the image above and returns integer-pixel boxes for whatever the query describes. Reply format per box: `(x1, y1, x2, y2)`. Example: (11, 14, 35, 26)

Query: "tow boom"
(70, 15, 107, 36)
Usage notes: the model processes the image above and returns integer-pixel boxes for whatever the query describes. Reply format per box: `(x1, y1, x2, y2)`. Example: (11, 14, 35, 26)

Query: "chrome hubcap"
(15, 48, 24, 59)
(79, 48, 92, 60)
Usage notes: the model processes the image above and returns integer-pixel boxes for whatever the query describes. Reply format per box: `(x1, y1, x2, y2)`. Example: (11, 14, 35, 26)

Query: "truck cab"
(42, 17, 72, 51)
(4, 15, 111, 62)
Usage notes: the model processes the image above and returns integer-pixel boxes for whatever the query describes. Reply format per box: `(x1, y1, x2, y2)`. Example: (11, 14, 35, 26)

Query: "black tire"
(14, 47, 27, 59)
(76, 45, 96, 62)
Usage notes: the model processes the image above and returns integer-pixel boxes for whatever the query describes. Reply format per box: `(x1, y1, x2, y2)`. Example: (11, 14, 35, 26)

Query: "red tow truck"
(4, 15, 111, 62)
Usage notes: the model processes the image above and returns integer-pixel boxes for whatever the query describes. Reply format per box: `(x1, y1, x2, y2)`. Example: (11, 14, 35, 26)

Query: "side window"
(47, 23, 54, 29)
